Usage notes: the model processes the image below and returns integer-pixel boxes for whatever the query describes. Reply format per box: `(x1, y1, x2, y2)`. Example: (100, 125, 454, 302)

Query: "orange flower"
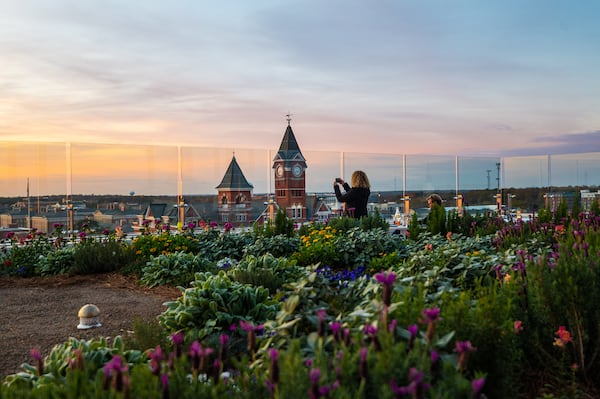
(425, 243, 433, 251)
(553, 326, 573, 347)
(554, 225, 565, 234)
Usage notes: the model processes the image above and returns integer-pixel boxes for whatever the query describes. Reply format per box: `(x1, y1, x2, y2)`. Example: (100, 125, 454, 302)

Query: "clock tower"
(273, 116, 307, 221)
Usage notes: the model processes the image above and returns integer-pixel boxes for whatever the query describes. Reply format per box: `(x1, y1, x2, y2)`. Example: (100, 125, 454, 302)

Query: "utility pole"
(496, 162, 501, 191)
(486, 170, 491, 190)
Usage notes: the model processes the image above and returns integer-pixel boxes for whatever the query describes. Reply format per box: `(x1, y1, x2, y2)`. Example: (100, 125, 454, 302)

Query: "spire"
(273, 116, 306, 166)
(216, 155, 254, 189)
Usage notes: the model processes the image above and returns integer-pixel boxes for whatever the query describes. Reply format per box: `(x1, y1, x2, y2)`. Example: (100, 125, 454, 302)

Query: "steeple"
(273, 116, 306, 167)
(216, 155, 254, 190)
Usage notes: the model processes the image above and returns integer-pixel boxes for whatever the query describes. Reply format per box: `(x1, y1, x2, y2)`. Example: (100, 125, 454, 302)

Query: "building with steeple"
(216, 155, 254, 226)
(272, 116, 307, 221)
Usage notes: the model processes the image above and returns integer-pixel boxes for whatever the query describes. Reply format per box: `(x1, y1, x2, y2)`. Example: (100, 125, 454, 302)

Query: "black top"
(334, 183, 371, 219)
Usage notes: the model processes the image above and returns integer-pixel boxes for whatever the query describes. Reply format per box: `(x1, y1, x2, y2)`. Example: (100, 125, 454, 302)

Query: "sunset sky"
(2, 0, 600, 158)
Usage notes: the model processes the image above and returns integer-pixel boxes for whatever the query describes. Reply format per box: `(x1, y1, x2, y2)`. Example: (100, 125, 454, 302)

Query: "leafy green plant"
(159, 271, 278, 341)
(242, 234, 300, 258)
(140, 251, 215, 288)
(229, 253, 302, 295)
(6, 235, 54, 277)
(37, 247, 75, 276)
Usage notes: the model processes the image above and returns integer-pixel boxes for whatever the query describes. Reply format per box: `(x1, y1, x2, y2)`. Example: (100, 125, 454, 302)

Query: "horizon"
(1, 140, 599, 197)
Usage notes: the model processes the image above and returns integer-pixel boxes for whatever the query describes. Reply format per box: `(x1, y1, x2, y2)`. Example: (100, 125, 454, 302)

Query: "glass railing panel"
(404, 155, 456, 192)
(301, 150, 346, 193)
(503, 155, 549, 189)
(181, 146, 271, 197)
(548, 152, 600, 188)
(69, 143, 179, 196)
(0, 141, 67, 197)
(341, 152, 404, 194)
(457, 156, 502, 190)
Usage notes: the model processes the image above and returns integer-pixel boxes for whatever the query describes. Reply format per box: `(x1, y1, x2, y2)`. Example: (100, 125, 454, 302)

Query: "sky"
(2, 0, 600, 158)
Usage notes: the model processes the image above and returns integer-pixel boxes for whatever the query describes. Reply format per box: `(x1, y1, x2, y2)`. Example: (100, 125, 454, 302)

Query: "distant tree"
(591, 198, 600, 216)
(554, 198, 569, 224)
(571, 190, 582, 217)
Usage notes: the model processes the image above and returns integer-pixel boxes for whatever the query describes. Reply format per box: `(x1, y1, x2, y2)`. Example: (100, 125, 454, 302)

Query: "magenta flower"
(472, 377, 486, 397)
(421, 307, 441, 323)
(359, 346, 368, 379)
(209, 221, 218, 228)
(30, 348, 43, 376)
(147, 345, 164, 375)
(375, 271, 396, 306)
(269, 348, 279, 386)
(171, 332, 184, 357)
(317, 309, 327, 337)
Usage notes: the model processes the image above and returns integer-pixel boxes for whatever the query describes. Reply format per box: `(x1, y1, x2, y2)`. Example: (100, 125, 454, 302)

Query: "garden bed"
(0, 273, 180, 377)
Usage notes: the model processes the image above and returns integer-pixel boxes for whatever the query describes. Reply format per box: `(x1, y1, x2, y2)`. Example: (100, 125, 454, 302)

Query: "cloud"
(501, 130, 600, 156)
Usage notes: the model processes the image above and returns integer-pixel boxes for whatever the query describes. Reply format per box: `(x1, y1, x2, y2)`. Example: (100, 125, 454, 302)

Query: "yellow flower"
(504, 274, 512, 283)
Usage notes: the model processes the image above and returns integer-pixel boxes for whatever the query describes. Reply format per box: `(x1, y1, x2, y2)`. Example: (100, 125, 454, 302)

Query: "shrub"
(70, 238, 134, 275)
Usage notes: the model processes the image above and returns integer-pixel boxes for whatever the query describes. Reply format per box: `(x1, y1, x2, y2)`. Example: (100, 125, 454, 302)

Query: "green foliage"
(125, 317, 170, 351)
(294, 225, 404, 269)
(327, 216, 359, 232)
(441, 279, 523, 397)
(37, 247, 76, 276)
(590, 200, 600, 216)
(538, 206, 553, 224)
(70, 238, 134, 275)
(158, 271, 278, 341)
(6, 236, 54, 277)
(359, 208, 390, 231)
(274, 208, 295, 237)
(229, 253, 302, 295)
(407, 212, 421, 240)
(140, 251, 215, 288)
(131, 231, 201, 259)
(426, 204, 447, 236)
(243, 234, 300, 258)
(571, 190, 581, 217)
(554, 198, 569, 223)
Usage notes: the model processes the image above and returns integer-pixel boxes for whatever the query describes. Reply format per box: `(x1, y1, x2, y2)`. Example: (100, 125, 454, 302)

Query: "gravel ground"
(0, 273, 180, 377)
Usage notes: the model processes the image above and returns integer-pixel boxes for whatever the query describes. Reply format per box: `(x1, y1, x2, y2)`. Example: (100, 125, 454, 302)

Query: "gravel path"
(0, 273, 180, 377)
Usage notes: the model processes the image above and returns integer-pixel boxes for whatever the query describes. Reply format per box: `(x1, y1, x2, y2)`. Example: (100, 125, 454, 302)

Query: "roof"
(273, 124, 306, 166)
(216, 155, 254, 190)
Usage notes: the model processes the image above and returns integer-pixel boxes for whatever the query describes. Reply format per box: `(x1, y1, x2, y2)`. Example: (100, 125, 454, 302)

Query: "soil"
(0, 273, 181, 378)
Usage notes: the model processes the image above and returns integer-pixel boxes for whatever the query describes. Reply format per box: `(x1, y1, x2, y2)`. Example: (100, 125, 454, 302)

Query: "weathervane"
(285, 112, 292, 126)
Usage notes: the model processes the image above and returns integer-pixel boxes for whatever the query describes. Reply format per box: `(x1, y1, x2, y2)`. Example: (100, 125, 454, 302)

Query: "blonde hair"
(351, 170, 370, 189)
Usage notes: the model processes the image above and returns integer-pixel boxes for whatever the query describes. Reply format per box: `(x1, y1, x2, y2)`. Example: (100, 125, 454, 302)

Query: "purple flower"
(421, 307, 441, 323)
(375, 271, 396, 306)
(30, 348, 43, 376)
(171, 332, 184, 357)
(472, 377, 486, 396)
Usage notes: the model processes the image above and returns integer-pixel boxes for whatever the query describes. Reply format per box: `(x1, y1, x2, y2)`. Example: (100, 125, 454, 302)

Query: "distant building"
(581, 189, 600, 211)
(272, 118, 307, 221)
(216, 155, 254, 226)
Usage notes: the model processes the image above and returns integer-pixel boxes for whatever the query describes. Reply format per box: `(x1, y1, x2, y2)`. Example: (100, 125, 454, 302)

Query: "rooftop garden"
(1, 201, 600, 398)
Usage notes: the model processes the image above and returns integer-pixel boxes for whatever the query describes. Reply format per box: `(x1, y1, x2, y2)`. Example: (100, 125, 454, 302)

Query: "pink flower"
(514, 320, 523, 334)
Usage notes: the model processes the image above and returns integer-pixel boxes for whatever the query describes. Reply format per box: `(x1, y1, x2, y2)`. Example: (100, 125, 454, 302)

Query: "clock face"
(276, 165, 284, 177)
(292, 164, 303, 177)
